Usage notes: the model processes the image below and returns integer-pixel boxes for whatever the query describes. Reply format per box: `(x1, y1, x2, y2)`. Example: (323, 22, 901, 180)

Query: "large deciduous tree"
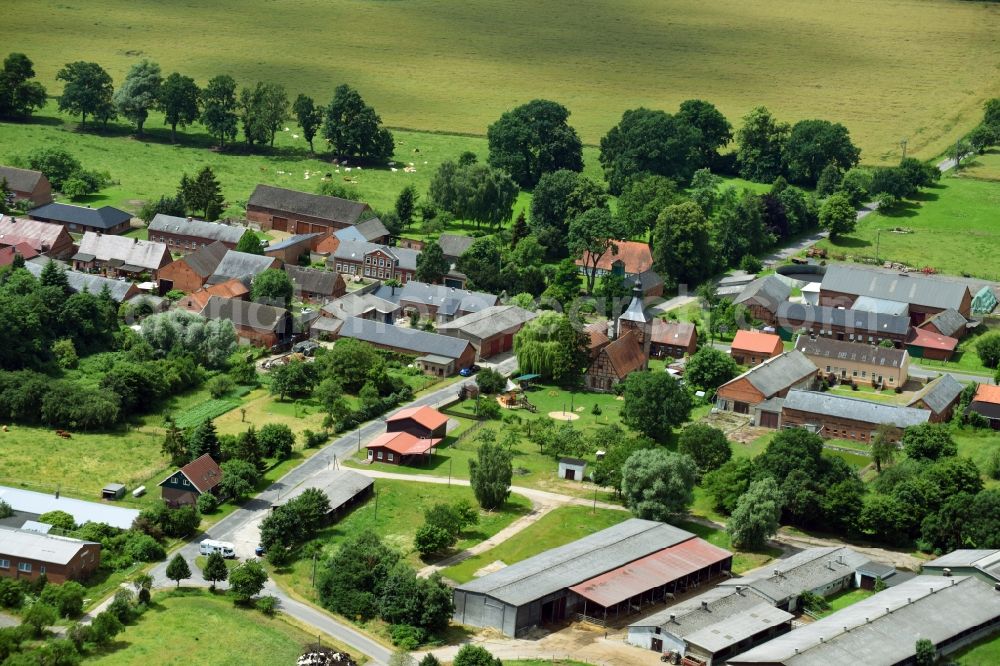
(513, 312, 589, 385)
(178, 165, 225, 220)
(486, 99, 583, 188)
(683, 346, 738, 391)
(901, 424, 957, 462)
(620, 371, 692, 442)
(735, 106, 789, 183)
(292, 93, 323, 153)
(677, 424, 732, 475)
(818, 192, 857, 239)
(652, 201, 714, 289)
(429, 161, 518, 230)
(165, 554, 191, 587)
(239, 81, 288, 148)
(528, 169, 607, 259)
(201, 74, 238, 149)
(323, 84, 394, 161)
(567, 208, 622, 294)
(158, 72, 200, 143)
(621, 449, 697, 520)
(468, 430, 513, 510)
(0, 52, 48, 118)
(783, 119, 860, 186)
(229, 559, 268, 603)
(415, 240, 450, 284)
(251, 268, 294, 306)
(616, 174, 682, 239)
(676, 99, 733, 168)
(727, 477, 783, 549)
(113, 59, 163, 135)
(714, 189, 771, 267)
(600, 107, 702, 194)
(56, 61, 115, 128)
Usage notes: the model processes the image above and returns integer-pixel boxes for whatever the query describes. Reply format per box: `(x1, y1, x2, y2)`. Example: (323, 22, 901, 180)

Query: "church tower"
(616, 279, 652, 368)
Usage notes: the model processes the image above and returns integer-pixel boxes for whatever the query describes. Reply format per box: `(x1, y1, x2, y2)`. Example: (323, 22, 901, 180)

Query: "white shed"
(557, 457, 587, 482)
(801, 281, 821, 305)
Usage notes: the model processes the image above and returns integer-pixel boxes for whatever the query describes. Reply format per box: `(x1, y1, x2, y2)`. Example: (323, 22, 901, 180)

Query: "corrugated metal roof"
(457, 519, 695, 607)
(336, 317, 472, 359)
(776, 302, 910, 336)
(685, 603, 793, 654)
(0, 216, 66, 251)
(906, 374, 963, 414)
(851, 296, 909, 317)
(822, 265, 970, 312)
(279, 468, 373, 512)
(783, 390, 930, 428)
(436, 305, 537, 340)
(248, 184, 368, 225)
(0, 527, 97, 564)
(0, 485, 139, 529)
(384, 281, 498, 317)
(22, 261, 136, 302)
(207, 250, 276, 284)
(794, 335, 907, 368)
(729, 576, 1000, 666)
(719, 547, 871, 605)
(735, 276, 791, 308)
(77, 232, 168, 271)
(265, 232, 320, 252)
(569, 537, 731, 607)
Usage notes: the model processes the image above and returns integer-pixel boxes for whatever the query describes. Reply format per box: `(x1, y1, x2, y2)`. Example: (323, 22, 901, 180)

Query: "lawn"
(677, 519, 780, 575)
(442, 505, 628, 584)
(812, 587, 874, 619)
(954, 633, 1000, 666)
(953, 427, 1000, 488)
(912, 328, 997, 377)
(961, 148, 1000, 183)
(271, 479, 533, 601)
(6, 0, 1000, 160)
(212, 388, 339, 437)
(88, 588, 360, 665)
(817, 174, 1000, 280)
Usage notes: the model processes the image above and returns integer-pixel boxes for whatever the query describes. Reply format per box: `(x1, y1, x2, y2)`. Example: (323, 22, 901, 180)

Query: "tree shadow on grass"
(829, 235, 872, 249)
(5, 114, 65, 127)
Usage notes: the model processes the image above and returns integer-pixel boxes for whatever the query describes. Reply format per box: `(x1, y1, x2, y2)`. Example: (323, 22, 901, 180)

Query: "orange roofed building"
(730, 330, 784, 366)
(386, 405, 449, 439)
(366, 431, 442, 466)
(574, 240, 653, 278)
(967, 384, 1000, 430)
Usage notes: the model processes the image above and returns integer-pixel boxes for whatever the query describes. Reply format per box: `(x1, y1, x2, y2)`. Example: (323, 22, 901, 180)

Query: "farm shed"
(557, 458, 586, 481)
(101, 484, 126, 500)
(452, 519, 732, 637)
(0, 166, 52, 207)
(820, 264, 973, 321)
(436, 304, 537, 359)
(922, 549, 1000, 585)
(247, 184, 371, 234)
(779, 390, 930, 443)
(906, 374, 964, 422)
(734, 276, 791, 326)
(715, 351, 817, 415)
(273, 468, 373, 523)
(29, 202, 132, 235)
(0, 485, 139, 530)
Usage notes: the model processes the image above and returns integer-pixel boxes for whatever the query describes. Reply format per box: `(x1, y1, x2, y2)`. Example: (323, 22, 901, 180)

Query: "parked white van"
(199, 539, 236, 558)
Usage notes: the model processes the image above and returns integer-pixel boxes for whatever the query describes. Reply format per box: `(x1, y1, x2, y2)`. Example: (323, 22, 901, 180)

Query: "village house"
(158, 454, 223, 507)
(917, 308, 970, 339)
(206, 249, 280, 286)
(775, 302, 911, 348)
(453, 519, 732, 637)
(966, 383, 1000, 430)
(627, 585, 794, 665)
(734, 275, 791, 326)
(319, 291, 400, 325)
(386, 405, 449, 439)
(437, 233, 476, 264)
(71, 231, 171, 279)
(906, 374, 964, 423)
(365, 431, 441, 466)
(779, 390, 930, 441)
(730, 330, 784, 366)
(147, 214, 247, 253)
(331, 316, 476, 375)
(436, 304, 537, 360)
(329, 239, 419, 283)
(284, 264, 346, 303)
(793, 334, 909, 388)
(246, 184, 371, 234)
(264, 232, 321, 264)
(157, 240, 229, 293)
(0, 527, 100, 584)
(23, 260, 141, 302)
(575, 239, 653, 278)
(0, 243, 38, 266)
(906, 326, 958, 361)
(29, 202, 132, 235)
(819, 264, 972, 321)
(0, 215, 74, 258)
(0, 165, 53, 207)
(715, 351, 817, 423)
(728, 575, 1000, 666)
(649, 319, 697, 358)
(373, 281, 498, 324)
(200, 295, 293, 348)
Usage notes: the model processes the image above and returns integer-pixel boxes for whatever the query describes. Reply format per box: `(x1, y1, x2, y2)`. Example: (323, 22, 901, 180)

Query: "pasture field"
(955, 633, 1000, 665)
(88, 588, 357, 665)
(4, 0, 1000, 161)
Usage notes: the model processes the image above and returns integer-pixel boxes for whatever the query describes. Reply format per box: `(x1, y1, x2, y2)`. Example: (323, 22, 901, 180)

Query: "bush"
(476, 396, 501, 420)
(475, 368, 506, 395)
(977, 333, 1000, 369)
(390, 623, 426, 650)
(0, 500, 12, 519)
(39, 582, 85, 619)
(738, 255, 763, 274)
(257, 595, 279, 616)
(38, 510, 76, 531)
(196, 492, 219, 514)
(206, 374, 234, 399)
(0, 579, 26, 609)
(301, 429, 326, 448)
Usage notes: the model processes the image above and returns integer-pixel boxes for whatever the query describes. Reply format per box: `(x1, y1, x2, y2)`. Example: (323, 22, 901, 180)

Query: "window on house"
(40, 566, 46, 574)
(388, 453, 394, 462)
(889, 377, 895, 383)
(0, 559, 9, 569)
(18, 562, 31, 573)
(366, 257, 372, 264)
(825, 366, 831, 372)
(852, 370, 858, 377)
(336, 263, 342, 271)
(377, 450, 383, 460)
(365, 268, 371, 276)
(861, 371, 867, 378)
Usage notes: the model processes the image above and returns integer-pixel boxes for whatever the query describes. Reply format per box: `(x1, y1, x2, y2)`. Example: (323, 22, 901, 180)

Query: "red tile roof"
(731, 330, 783, 355)
(388, 405, 449, 432)
(973, 383, 1000, 406)
(575, 240, 652, 274)
(568, 537, 732, 608)
(176, 454, 222, 493)
(907, 326, 958, 352)
(651, 319, 696, 347)
(585, 321, 610, 352)
(601, 329, 647, 379)
(366, 431, 441, 456)
(0, 242, 39, 266)
(205, 278, 250, 300)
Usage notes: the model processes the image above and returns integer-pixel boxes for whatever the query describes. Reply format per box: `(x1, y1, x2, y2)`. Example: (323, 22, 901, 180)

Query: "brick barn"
(0, 216, 73, 258)
(715, 351, 817, 422)
(29, 202, 132, 235)
(0, 165, 53, 207)
(435, 304, 537, 360)
(246, 184, 371, 234)
(386, 405, 449, 439)
(730, 330, 784, 366)
(779, 390, 930, 443)
(147, 214, 246, 253)
(0, 528, 100, 584)
(157, 241, 229, 293)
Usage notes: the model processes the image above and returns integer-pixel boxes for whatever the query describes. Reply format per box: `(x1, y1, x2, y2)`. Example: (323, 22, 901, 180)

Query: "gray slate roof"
(919, 308, 967, 337)
(377, 281, 498, 317)
(266, 232, 320, 252)
(22, 261, 136, 302)
(321, 292, 401, 319)
(200, 295, 288, 333)
(0, 165, 45, 192)
(30, 203, 131, 230)
(724, 351, 817, 398)
(782, 390, 930, 428)
(336, 317, 473, 359)
(284, 265, 342, 296)
(332, 240, 420, 271)
(618, 284, 652, 323)
(436, 305, 537, 340)
(719, 546, 871, 605)
(776, 302, 910, 337)
(735, 275, 791, 309)
(207, 250, 275, 285)
(437, 233, 475, 260)
(0, 484, 139, 529)
(278, 468, 373, 513)
(0, 527, 97, 565)
(179, 241, 229, 278)
(625, 269, 665, 292)
(907, 374, 964, 415)
(75, 232, 169, 271)
(793, 335, 907, 369)
(148, 214, 246, 245)
(355, 217, 390, 241)
(457, 519, 694, 607)
(851, 296, 909, 317)
(248, 184, 368, 225)
(728, 575, 1000, 666)
(822, 264, 970, 312)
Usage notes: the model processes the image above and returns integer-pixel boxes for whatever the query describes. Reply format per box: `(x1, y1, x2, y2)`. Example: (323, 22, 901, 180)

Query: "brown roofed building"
(158, 454, 223, 507)
(0, 243, 39, 266)
(734, 276, 792, 326)
(575, 240, 653, 278)
(157, 240, 229, 293)
(386, 405, 449, 439)
(284, 264, 346, 303)
(0, 216, 74, 258)
(730, 330, 784, 365)
(584, 321, 611, 357)
(365, 431, 441, 466)
(906, 326, 958, 362)
(246, 184, 371, 234)
(0, 166, 53, 207)
(199, 295, 293, 349)
(650, 319, 697, 359)
(584, 329, 647, 392)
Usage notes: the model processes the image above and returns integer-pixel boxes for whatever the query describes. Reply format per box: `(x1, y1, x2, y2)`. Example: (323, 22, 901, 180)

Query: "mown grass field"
(5, 0, 1000, 161)
(955, 633, 1000, 666)
(88, 588, 356, 665)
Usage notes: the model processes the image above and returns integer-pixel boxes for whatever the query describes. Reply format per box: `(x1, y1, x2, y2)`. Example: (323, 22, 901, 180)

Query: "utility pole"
(875, 229, 881, 264)
(593, 486, 598, 514)
(357, 428, 361, 453)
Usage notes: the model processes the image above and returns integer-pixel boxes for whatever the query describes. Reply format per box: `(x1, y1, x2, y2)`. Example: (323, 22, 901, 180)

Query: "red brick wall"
(158, 259, 208, 293)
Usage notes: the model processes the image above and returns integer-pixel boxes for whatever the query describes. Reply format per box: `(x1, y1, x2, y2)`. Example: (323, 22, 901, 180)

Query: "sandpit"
(548, 411, 580, 421)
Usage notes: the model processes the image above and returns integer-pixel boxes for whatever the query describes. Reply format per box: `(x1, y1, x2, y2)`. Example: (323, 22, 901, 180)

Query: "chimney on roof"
(187, 217, 193, 222)
(943, 567, 951, 577)
(669, 613, 676, 624)
(773, 569, 781, 578)
(701, 601, 709, 611)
